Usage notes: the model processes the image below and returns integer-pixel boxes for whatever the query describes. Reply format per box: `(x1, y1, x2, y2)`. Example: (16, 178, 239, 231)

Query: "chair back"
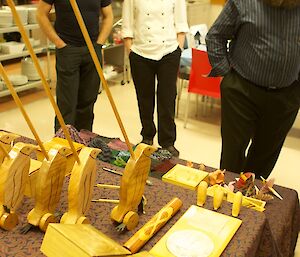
(188, 48, 221, 98)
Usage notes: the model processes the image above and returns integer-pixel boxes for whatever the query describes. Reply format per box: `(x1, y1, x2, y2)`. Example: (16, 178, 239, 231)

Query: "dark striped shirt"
(205, 0, 300, 88)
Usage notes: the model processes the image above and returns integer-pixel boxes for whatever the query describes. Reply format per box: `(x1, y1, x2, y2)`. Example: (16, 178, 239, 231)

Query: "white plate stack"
(1, 42, 25, 54)
(21, 57, 44, 81)
(8, 74, 28, 86)
(3, 6, 28, 25)
(0, 9, 13, 28)
(28, 7, 37, 24)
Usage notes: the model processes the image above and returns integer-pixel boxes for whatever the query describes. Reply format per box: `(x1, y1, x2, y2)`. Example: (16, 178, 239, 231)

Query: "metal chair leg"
(184, 93, 190, 128)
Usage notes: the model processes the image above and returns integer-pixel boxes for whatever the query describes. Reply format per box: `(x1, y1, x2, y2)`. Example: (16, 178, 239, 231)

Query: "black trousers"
(220, 70, 300, 178)
(55, 44, 102, 132)
(129, 48, 181, 147)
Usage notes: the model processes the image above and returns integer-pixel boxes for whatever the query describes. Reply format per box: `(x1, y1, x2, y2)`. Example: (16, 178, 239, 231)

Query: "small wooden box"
(36, 137, 84, 175)
(162, 164, 209, 190)
(41, 224, 131, 257)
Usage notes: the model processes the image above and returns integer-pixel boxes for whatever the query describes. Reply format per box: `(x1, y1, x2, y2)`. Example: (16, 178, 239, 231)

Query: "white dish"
(166, 229, 214, 257)
(8, 74, 28, 86)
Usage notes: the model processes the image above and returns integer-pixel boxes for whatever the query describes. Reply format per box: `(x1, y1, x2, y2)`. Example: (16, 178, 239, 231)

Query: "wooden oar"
(0, 140, 9, 159)
(6, 0, 80, 164)
(0, 63, 49, 160)
(69, 0, 135, 160)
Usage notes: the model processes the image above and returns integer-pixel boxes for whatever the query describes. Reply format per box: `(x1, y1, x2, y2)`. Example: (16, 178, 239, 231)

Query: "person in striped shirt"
(206, 0, 300, 178)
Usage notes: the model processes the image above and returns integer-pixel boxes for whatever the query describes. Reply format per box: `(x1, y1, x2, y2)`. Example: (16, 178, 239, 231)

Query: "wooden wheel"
(123, 211, 139, 231)
(0, 212, 18, 231)
(76, 216, 90, 224)
(39, 213, 56, 232)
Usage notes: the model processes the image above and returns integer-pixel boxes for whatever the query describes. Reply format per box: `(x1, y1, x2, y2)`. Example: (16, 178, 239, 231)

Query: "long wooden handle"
(124, 197, 182, 254)
(0, 63, 49, 160)
(6, 0, 80, 164)
(0, 139, 9, 158)
(69, 0, 135, 160)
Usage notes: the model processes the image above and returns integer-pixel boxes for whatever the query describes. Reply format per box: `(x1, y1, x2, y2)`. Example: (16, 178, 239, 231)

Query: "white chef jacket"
(122, 0, 189, 61)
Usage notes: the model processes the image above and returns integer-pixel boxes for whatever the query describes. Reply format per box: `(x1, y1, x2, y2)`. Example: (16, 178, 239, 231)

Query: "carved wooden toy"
(110, 143, 157, 231)
(0, 132, 19, 165)
(26, 146, 68, 232)
(60, 147, 101, 225)
(0, 142, 36, 230)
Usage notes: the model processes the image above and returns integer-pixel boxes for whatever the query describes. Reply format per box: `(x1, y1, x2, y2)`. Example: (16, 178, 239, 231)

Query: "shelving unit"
(0, 23, 51, 97)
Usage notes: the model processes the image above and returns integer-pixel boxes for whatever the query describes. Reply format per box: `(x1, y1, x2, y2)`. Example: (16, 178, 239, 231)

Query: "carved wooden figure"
(0, 132, 19, 165)
(111, 143, 156, 231)
(27, 146, 68, 232)
(0, 142, 36, 230)
(60, 147, 101, 225)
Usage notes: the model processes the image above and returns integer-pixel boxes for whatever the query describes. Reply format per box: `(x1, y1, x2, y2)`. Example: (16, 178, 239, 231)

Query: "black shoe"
(162, 145, 179, 157)
(140, 138, 153, 145)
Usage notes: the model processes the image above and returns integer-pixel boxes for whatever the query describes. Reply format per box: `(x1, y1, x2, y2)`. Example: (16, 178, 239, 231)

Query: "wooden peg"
(197, 181, 208, 207)
(213, 185, 224, 210)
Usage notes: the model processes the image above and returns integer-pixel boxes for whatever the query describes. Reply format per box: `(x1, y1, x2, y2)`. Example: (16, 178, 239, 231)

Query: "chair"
(184, 48, 222, 128)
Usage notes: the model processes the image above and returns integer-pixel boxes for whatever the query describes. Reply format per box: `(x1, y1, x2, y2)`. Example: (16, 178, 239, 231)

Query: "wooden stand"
(27, 146, 68, 232)
(0, 142, 36, 230)
(111, 143, 156, 231)
(60, 147, 101, 225)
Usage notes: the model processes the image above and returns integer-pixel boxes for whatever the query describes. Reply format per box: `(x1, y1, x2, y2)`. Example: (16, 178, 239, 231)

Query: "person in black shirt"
(37, 0, 113, 132)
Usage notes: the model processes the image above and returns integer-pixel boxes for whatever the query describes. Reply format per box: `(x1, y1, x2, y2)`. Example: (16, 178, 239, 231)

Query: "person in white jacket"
(122, 0, 189, 157)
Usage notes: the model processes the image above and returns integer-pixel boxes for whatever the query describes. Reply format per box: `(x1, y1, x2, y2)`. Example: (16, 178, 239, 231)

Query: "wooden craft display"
(0, 132, 19, 165)
(124, 198, 182, 254)
(60, 147, 101, 225)
(41, 224, 131, 257)
(27, 146, 68, 232)
(0, 142, 36, 230)
(111, 143, 157, 231)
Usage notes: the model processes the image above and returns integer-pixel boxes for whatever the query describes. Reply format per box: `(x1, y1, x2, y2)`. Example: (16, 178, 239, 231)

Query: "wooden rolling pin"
(123, 197, 182, 254)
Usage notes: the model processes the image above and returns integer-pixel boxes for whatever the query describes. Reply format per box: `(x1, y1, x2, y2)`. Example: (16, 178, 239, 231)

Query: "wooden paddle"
(69, 0, 135, 160)
(6, 0, 80, 164)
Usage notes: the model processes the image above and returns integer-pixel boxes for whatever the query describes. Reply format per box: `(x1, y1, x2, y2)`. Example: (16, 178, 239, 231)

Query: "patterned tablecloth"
(0, 159, 299, 257)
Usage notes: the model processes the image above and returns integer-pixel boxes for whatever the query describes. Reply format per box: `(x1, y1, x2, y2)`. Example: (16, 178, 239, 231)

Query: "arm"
(36, 0, 66, 48)
(121, 0, 134, 55)
(177, 32, 185, 50)
(97, 4, 114, 45)
(205, 0, 240, 77)
(174, 0, 189, 49)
